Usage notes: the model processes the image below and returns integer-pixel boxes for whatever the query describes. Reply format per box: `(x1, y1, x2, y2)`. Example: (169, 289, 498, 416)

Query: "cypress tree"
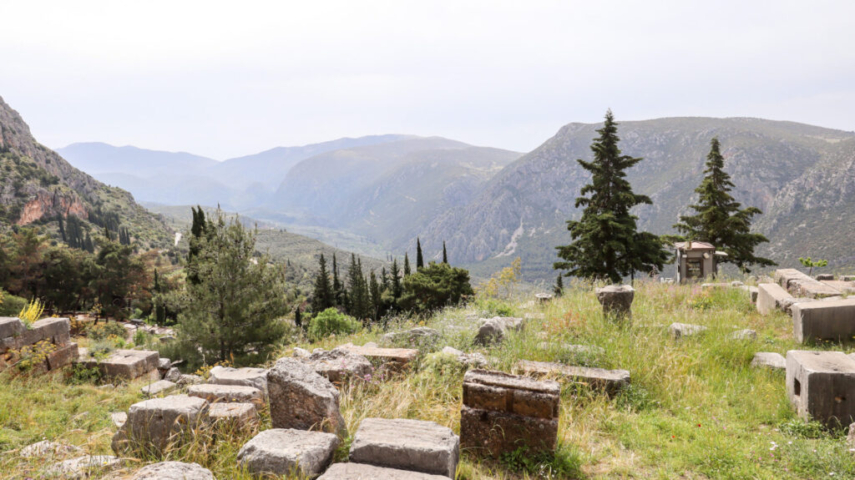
(673, 138, 775, 272)
(381, 267, 389, 291)
(154, 268, 166, 325)
(332, 253, 343, 306)
(404, 253, 411, 277)
(391, 258, 403, 299)
(416, 238, 424, 269)
(554, 109, 668, 283)
(369, 270, 382, 322)
(311, 254, 334, 313)
(294, 307, 302, 328)
(57, 215, 66, 242)
(553, 274, 564, 297)
(84, 232, 94, 253)
(187, 206, 207, 285)
(442, 241, 448, 264)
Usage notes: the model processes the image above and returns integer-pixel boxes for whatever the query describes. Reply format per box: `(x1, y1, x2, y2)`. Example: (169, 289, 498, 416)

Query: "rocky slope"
(0, 96, 172, 248)
(417, 117, 855, 279)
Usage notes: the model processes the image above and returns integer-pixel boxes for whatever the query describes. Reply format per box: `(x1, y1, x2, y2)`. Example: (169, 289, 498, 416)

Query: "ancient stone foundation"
(792, 299, 855, 343)
(460, 369, 559, 457)
(786, 351, 855, 427)
(348, 418, 460, 478)
(595, 285, 634, 320)
(0, 317, 77, 373)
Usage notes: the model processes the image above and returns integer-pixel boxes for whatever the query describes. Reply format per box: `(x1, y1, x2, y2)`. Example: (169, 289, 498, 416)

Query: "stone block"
(319, 463, 450, 479)
(79, 349, 159, 380)
(47, 342, 78, 370)
(0, 317, 24, 348)
(669, 323, 708, 340)
(786, 350, 855, 426)
(112, 394, 208, 455)
(382, 327, 440, 346)
(780, 297, 815, 316)
(842, 275, 855, 282)
(473, 317, 524, 345)
(111, 412, 127, 429)
(19, 440, 82, 458)
(188, 384, 263, 405)
(340, 344, 419, 368)
(45, 455, 122, 479)
(141, 380, 177, 398)
(460, 406, 558, 457)
(535, 293, 554, 303)
(816, 274, 835, 281)
(757, 283, 792, 315)
(462, 369, 559, 419)
(237, 428, 339, 478)
(517, 360, 630, 396)
(302, 347, 374, 382)
(267, 357, 346, 434)
(595, 285, 634, 320)
(23, 317, 71, 347)
(729, 329, 757, 341)
(439, 346, 487, 368)
(775, 268, 841, 298)
(822, 280, 855, 294)
(792, 299, 855, 343)
(207, 402, 258, 424)
(209, 366, 268, 397)
(742, 286, 759, 303)
(349, 418, 459, 478)
(751, 352, 785, 370)
(129, 461, 215, 480)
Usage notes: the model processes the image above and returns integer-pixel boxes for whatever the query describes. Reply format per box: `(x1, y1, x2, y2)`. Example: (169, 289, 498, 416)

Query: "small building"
(674, 242, 726, 284)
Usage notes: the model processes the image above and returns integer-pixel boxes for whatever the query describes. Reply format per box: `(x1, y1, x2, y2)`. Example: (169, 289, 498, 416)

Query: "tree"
(347, 255, 371, 321)
(390, 258, 403, 299)
(91, 239, 150, 319)
(554, 274, 564, 297)
(153, 268, 167, 325)
(178, 211, 289, 365)
(187, 206, 207, 285)
(673, 138, 775, 272)
(398, 262, 474, 314)
(8, 228, 47, 298)
(404, 253, 411, 277)
(799, 257, 827, 276)
(554, 110, 668, 283)
(311, 254, 334, 313)
(416, 238, 424, 269)
(294, 307, 302, 328)
(369, 270, 382, 322)
(442, 241, 448, 264)
(332, 253, 344, 307)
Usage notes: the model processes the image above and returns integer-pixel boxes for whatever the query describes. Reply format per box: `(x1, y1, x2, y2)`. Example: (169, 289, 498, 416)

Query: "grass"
(2, 280, 855, 479)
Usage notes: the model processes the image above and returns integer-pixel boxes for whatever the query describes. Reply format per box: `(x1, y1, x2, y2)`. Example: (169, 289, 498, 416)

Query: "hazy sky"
(1, 1, 853, 159)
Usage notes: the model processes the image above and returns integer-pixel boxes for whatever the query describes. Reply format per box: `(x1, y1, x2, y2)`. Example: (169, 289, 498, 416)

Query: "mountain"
(269, 137, 522, 248)
(0, 96, 172, 249)
(58, 135, 414, 210)
(417, 117, 855, 279)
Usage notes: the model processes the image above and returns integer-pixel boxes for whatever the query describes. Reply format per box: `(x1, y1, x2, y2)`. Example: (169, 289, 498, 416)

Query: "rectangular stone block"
(47, 343, 78, 370)
(319, 463, 450, 479)
(209, 366, 268, 397)
(340, 344, 419, 367)
(459, 406, 558, 457)
(757, 283, 792, 315)
(22, 318, 71, 347)
(349, 418, 459, 478)
(775, 269, 841, 298)
(517, 360, 630, 396)
(792, 299, 855, 343)
(207, 402, 258, 424)
(786, 351, 855, 426)
(0, 317, 24, 345)
(462, 370, 559, 419)
(822, 281, 855, 294)
(78, 349, 159, 380)
(188, 384, 264, 406)
(141, 380, 177, 397)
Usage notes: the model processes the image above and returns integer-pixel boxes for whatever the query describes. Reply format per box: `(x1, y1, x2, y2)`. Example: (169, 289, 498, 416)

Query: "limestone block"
(792, 299, 855, 343)
(473, 317, 524, 345)
(775, 268, 841, 298)
(111, 412, 127, 429)
(751, 352, 785, 370)
(729, 329, 757, 341)
(237, 428, 339, 478)
(439, 346, 487, 368)
(188, 384, 263, 406)
(349, 418, 459, 478)
(319, 463, 450, 479)
(208, 366, 268, 397)
(47, 342, 78, 370)
(669, 323, 708, 340)
(462, 370, 559, 419)
(45, 455, 122, 479)
(112, 394, 208, 455)
(207, 402, 258, 424)
(595, 285, 634, 320)
(382, 327, 440, 346)
(267, 357, 346, 434)
(79, 349, 159, 380)
(129, 461, 215, 480)
(459, 406, 558, 457)
(816, 274, 835, 281)
(302, 347, 374, 382)
(19, 440, 82, 458)
(786, 350, 855, 426)
(340, 344, 419, 368)
(517, 360, 630, 396)
(141, 380, 177, 398)
(757, 283, 792, 315)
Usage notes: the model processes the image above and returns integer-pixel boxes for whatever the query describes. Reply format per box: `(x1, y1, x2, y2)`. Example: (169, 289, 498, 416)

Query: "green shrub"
(0, 291, 27, 317)
(132, 329, 150, 347)
(87, 321, 127, 341)
(308, 308, 361, 341)
(500, 443, 582, 478)
(422, 352, 467, 377)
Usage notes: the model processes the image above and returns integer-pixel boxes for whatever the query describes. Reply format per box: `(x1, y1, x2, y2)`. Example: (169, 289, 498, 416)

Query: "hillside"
(0, 96, 172, 249)
(417, 117, 855, 280)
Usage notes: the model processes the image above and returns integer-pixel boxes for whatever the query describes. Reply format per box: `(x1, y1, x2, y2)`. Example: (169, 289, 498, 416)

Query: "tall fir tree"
(390, 258, 403, 299)
(404, 253, 411, 276)
(57, 215, 66, 242)
(442, 241, 448, 264)
(553, 274, 564, 297)
(381, 267, 389, 291)
(369, 270, 382, 322)
(347, 254, 371, 320)
(294, 307, 302, 328)
(416, 238, 424, 269)
(332, 253, 344, 306)
(673, 138, 775, 272)
(554, 110, 669, 283)
(311, 254, 334, 313)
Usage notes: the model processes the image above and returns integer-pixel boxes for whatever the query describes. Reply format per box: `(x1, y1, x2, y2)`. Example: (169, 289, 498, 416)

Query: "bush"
(308, 308, 361, 341)
(0, 291, 27, 317)
(87, 321, 128, 341)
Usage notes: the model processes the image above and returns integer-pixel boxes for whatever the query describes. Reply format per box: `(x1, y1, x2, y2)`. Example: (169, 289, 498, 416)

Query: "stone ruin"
(460, 369, 559, 457)
(267, 357, 347, 434)
(787, 350, 855, 427)
(0, 316, 77, 373)
(76, 348, 160, 381)
(347, 418, 459, 478)
(595, 285, 634, 321)
(517, 359, 630, 396)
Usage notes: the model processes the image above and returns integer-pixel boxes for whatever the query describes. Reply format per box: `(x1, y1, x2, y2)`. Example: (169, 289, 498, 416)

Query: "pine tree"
(553, 274, 564, 297)
(381, 267, 389, 291)
(416, 238, 424, 269)
(404, 253, 411, 276)
(390, 258, 403, 299)
(442, 241, 448, 264)
(369, 270, 382, 322)
(554, 110, 669, 283)
(187, 206, 207, 285)
(347, 254, 371, 320)
(673, 138, 775, 272)
(294, 307, 302, 328)
(332, 253, 343, 306)
(311, 254, 334, 313)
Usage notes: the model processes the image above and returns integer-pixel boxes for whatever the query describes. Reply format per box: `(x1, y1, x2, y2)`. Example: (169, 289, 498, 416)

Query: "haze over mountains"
(57, 116, 855, 281)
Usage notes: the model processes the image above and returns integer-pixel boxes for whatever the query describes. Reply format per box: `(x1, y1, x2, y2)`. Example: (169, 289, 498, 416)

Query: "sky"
(1, 0, 854, 160)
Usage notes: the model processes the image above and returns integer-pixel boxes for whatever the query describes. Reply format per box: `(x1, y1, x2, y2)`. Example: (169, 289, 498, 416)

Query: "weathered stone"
(292, 347, 311, 358)
(741, 285, 759, 303)
(775, 268, 841, 298)
(319, 463, 450, 479)
(786, 350, 855, 427)
(535, 293, 553, 303)
(267, 357, 346, 434)
(757, 283, 793, 315)
(821, 281, 855, 294)
(207, 402, 258, 424)
(730, 281, 745, 287)
(816, 274, 835, 281)
(780, 297, 815, 316)
(0, 317, 25, 350)
(19, 440, 82, 458)
(701, 283, 730, 289)
(340, 343, 419, 368)
(460, 406, 558, 457)
(111, 412, 127, 429)
(47, 342, 78, 370)
(382, 327, 440, 346)
(440, 346, 487, 368)
(24, 317, 72, 347)
(669, 323, 708, 340)
(188, 384, 263, 405)
(349, 418, 459, 478)
(842, 275, 855, 282)
(45, 455, 122, 479)
(237, 428, 339, 478)
(729, 329, 757, 341)
(473, 317, 524, 345)
(792, 299, 855, 343)
(129, 461, 215, 480)
(78, 349, 159, 380)
(595, 285, 634, 320)
(517, 360, 630, 396)
(751, 352, 786, 370)
(165, 367, 181, 382)
(302, 347, 374, 382)
(112, 394, 208, 455)
(141, 380, 177, 398)
(462, 370, 559, 419)
(178, 374, 204, 385)
(157, 358, 172, 370)
(209, 366, 268, 397)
